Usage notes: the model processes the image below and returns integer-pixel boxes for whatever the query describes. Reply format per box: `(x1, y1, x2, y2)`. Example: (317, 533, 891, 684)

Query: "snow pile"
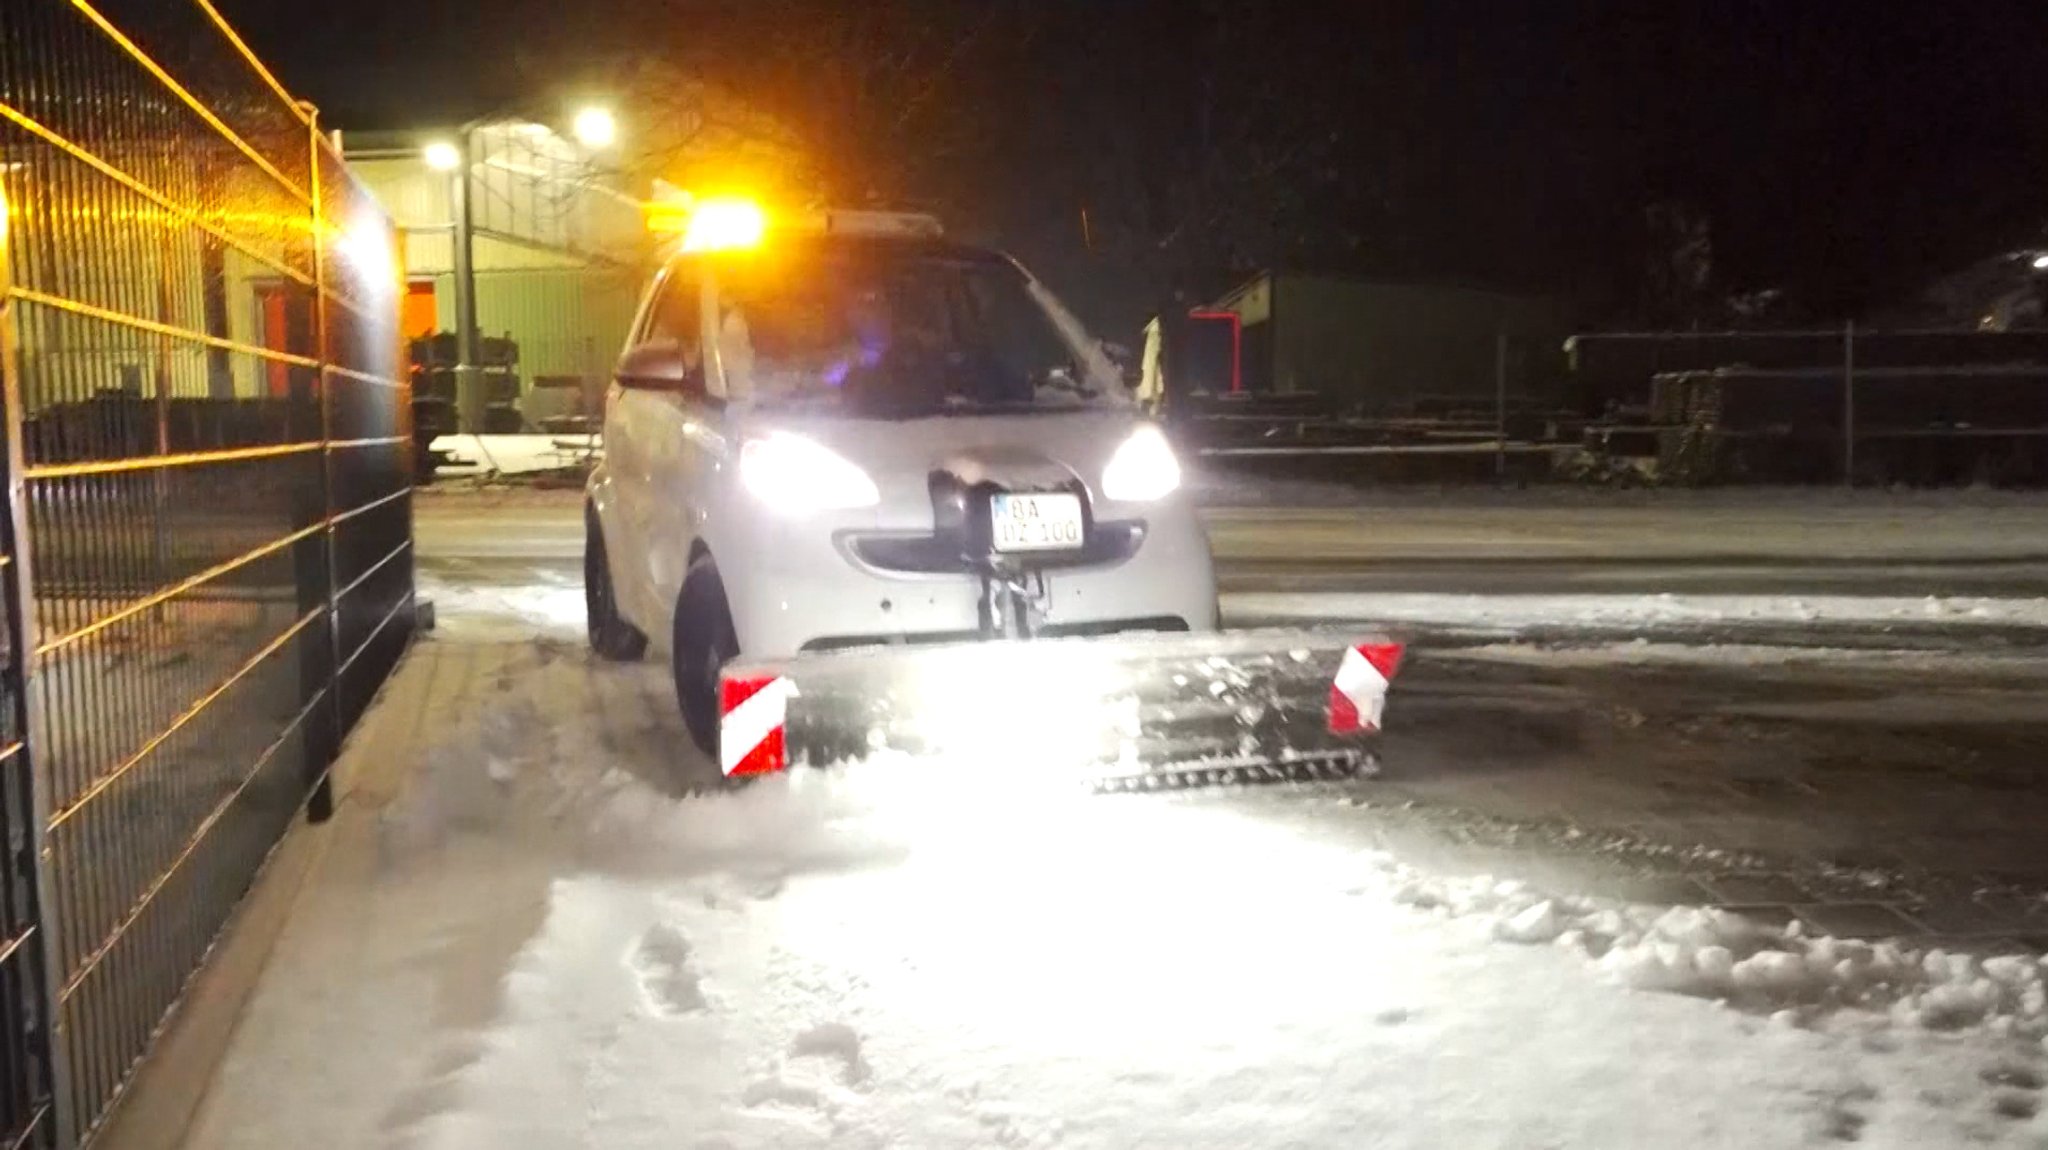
(1438, 638, 2048, 672)
(385, 693, 921, 882)
(1390, 868, 2048, 1035)
(1226, 590, 2048, 631)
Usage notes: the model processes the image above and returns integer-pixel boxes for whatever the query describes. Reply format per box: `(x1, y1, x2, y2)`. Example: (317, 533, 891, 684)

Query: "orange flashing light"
(645, 195, 769, 254)
(681, 198, 767, 252)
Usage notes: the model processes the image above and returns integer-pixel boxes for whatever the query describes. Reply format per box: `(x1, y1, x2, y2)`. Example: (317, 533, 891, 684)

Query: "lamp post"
(422, 105, 614, 434)
(423, 126, 485, 432)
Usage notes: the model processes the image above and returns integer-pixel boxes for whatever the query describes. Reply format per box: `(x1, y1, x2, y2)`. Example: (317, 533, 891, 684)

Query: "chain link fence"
(0, 2, 414, 1143)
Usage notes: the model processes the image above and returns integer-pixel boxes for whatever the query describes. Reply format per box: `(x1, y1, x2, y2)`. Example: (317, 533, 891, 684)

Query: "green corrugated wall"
(1270, 277, 1577, 412)
(429, 266, 643, 385)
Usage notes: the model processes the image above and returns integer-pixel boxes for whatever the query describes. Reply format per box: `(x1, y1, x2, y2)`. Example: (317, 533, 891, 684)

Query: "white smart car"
(584, 206, 1218, 756)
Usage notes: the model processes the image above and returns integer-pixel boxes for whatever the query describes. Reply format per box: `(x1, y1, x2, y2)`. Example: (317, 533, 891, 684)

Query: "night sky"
(219, 0, 2048, 330)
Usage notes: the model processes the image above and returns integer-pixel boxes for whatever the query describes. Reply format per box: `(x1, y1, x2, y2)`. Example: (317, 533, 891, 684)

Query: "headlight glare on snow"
(1100, 424, 1181, 502)
(740, 432, 880, 513)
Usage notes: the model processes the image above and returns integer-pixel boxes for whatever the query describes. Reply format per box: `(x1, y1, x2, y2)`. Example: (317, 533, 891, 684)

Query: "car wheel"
(585, 508, 648, 661)
(673, 555, 739, 758)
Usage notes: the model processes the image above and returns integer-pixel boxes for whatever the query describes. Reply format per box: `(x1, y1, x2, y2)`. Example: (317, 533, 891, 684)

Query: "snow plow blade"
(718, 631, 1402, 793)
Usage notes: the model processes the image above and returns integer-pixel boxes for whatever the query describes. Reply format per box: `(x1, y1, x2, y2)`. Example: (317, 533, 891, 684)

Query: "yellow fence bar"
(331, 486, 412, 523)
(46, 608, 322, 834)
(0, 104, 315, 293)
(24, 442, 320, 481)
(32, 521, 325, 660)
(324, 436, 409, 450)
(333, 539, 409, 603)
(336, 578, 416, 677)
(0, 922, 36, 979)
(7, 286, 320, 368)
(322, 364, 407, 389)
(57, 629, 323, 1002)
(191, 0, 309, 127)
(67, 0, 310, 202)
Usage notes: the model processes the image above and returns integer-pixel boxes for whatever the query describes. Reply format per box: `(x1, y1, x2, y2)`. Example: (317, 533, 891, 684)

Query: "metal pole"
(306, 108, 341, 824)
(451, 126, 483, 434)
(1842, 319, 1855, 487)
(0, 178, 72, 1148)
(152, 267, 173, 600)
(1495, 329, 1508, 481)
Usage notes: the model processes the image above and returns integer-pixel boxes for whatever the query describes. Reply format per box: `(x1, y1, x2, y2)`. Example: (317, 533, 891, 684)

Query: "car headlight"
(740, 432, 880, 512)
(1100, 424, 1181, 502)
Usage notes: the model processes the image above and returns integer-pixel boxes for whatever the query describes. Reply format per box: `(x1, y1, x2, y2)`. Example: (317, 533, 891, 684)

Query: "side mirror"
(615, 339, 705, 394)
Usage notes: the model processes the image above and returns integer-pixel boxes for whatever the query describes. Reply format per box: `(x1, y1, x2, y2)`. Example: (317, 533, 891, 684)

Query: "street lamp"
(431, 125, 484, 433)
(422, 140, 461, 171)
(572, 106, 617, 149)
(2032, 254, 2048, 271)
(434, 105, 616, 432)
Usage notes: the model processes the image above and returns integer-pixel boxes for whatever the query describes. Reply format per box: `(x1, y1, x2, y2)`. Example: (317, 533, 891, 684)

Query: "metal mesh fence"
(0, 2, 414, 1144)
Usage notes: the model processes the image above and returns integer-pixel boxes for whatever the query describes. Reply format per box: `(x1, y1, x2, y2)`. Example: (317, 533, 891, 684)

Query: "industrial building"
(340, 122, 649, 433)
(1205, 271, 1578, 414)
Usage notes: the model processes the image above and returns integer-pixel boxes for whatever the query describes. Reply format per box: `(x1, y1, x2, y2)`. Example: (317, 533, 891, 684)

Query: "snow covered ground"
(180, 576, 2048, 1148)
(308, 764, 2048, 1149)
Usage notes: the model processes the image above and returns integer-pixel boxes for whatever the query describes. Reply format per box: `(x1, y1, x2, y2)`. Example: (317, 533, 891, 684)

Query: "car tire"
(585, 509, 648, 662)
(673, 555, 739, 759)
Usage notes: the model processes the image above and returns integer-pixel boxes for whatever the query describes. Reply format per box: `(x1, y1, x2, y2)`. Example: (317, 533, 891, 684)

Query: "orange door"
(403, 282, 439, 341)
(259, 286, 291, 396)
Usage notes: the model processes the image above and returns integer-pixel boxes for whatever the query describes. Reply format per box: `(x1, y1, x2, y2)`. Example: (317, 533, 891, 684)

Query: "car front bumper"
(714, 501, 1218, 661)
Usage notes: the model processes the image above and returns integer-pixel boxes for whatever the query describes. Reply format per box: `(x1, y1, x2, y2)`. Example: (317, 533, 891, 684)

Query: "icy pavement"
(1201, 488, 2048, 598)
(1197, 488, 2048, 563)
(181, 614, 2048, 1148)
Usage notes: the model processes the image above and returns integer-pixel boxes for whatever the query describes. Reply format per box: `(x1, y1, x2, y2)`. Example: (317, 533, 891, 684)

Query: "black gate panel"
(0, 2, 415, 1143)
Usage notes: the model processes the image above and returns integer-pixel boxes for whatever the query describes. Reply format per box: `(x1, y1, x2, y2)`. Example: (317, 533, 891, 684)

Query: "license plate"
(990, 492, 1084, 553)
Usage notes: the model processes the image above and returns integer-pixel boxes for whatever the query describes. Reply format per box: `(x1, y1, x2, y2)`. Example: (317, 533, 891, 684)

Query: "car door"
(610, 261, 708, 634)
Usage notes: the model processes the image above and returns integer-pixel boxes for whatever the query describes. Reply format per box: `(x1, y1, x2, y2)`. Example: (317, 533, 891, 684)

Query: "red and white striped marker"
(1327, 642, 1403, 734)
(720, 673, 796, 777)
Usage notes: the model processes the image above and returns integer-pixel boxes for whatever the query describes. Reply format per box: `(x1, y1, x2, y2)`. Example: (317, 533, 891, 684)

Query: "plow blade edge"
(718, 631, 1403, 793)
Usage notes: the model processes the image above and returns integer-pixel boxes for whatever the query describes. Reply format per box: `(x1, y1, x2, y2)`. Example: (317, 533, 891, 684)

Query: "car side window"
(643, 267, 704, 374)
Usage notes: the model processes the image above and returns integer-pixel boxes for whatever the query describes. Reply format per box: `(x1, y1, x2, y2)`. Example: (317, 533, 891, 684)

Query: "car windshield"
(707, 241, 1126, 417)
